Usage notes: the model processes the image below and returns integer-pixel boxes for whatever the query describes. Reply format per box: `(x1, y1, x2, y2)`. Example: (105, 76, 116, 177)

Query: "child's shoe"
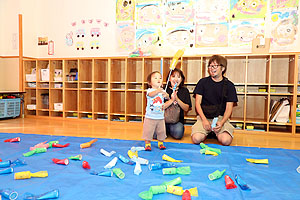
(145, 144, 151, 151)
(158, 142, 166, 150)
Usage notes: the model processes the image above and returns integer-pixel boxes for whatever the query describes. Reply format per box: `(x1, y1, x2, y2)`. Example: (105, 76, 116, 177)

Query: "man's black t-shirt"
(193, 76, 238, 116)
(166, 86, 192, 123)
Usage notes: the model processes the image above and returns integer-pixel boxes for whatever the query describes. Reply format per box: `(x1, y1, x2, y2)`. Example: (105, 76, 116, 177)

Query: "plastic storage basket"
(0, 98, 21, 119)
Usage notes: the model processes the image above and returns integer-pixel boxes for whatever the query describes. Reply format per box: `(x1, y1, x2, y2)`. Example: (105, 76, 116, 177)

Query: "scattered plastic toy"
(131, 156, 149, 165)
(112, 168, 125, 179)
(130, 146, 145, 152)
(0, 167, 14, 175)
(14, 171, 48, 180)
(52, 158, 69, 165)
(225, 175, 237, 189)
(0, 159, 26, 168)
(69, 154, 82, 160)
(148, 162, 177, 171)
(0, 188, 18, 200)
(100, 148, 116, 157)
(134, 161, 142, 175)
(235, 174, 251, 190)
(166, 185, 183, 195)
(163, 166, 191, 175)
(208, 169, 226, 181)
(182, 190, 191, 200)
(211, 117, 218, 129)
(246, 158, 269, 164)
(23, 147, 47, 157)
(127, 150, 138, 158)
(0, 160, 11, 168)
(80, 138, 98, 149)
(52, 143, 70, 148)
(82, 161, 91, 169)
(297, 165, 300, 173)
(90, 170, 113, 177)
(200, 143, 221, 155)
(104, 157, 118, 169)
(162, 154, 183, 163)
(118, 154, 134, 165)
(23, 189, 59, 200)
(4, 137, 20, 143)
(200, 149, 219, 156)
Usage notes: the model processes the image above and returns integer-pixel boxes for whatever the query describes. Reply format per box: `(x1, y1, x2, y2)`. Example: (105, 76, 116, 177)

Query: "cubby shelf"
(23, 54, 300, 136)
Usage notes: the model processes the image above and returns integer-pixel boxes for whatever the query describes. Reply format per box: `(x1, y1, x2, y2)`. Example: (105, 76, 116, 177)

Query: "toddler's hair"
(147, 71, 161, 88)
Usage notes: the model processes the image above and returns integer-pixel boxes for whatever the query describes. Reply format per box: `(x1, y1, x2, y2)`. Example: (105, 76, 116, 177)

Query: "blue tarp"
(1, 132, 300, 200)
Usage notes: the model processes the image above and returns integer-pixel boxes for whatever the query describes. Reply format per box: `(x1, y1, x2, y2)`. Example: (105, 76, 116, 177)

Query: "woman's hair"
(208, 55, 227, 75)
(166, 68, 185, 88)
(147, 71, 161, 88)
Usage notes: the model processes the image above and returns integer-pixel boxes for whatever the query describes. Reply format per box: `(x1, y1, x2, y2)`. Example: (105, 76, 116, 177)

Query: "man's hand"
(213, 121, 223, 134)
(202, 119, 212, 131)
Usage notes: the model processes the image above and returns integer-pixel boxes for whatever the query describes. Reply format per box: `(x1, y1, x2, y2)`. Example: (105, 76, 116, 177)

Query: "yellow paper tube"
(162, 154, 183, 163)
(205, 150, 219, 156)
(14, 171, 31, 179)
(188, 187, 198, 197)
(246, 158, 269, 164)
(166, 185, 183, 196)
(127, 150, 138, 158)
(31, 171, 48, 178)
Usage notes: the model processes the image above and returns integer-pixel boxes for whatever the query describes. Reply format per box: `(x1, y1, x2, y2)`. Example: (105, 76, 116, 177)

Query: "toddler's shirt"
(145, 88, 164, 119)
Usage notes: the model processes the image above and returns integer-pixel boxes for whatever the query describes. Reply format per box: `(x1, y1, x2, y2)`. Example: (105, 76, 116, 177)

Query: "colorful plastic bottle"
(0, 160, 11, 168)
(52, 158, 69, 165)
(0, 188, 18, 200)
(182, 190, 191, 200)
(225, 175, 237, 189)
(0, 167, 14, 175)
(82, 161, 91, 169)
(4, 137, 20, 142)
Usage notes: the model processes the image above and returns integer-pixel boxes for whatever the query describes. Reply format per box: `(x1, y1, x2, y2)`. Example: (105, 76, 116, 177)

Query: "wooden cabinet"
(23, 53, 300, 136)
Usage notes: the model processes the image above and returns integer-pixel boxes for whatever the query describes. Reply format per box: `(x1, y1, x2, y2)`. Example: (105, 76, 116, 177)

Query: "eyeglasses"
(208, 65, 221, 69)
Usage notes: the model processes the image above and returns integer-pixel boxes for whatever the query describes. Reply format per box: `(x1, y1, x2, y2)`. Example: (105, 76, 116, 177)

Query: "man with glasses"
(191, 55, 238, 146)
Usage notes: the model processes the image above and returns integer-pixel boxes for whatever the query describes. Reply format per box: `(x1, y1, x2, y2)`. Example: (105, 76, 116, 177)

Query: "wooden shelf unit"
(23, 54, 300, 136)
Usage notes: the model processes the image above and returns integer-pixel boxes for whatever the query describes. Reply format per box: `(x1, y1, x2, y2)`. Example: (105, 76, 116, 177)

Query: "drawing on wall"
(165, 26, 194, 48)
(230, 0, 267, 20)
(195, 23, 228, 47)
(229, 19, 265, 46)
(65, 32, 73, 46)
(136, 28, 162, 53)
(66, 18, 109, 51)
(38, 37, 48, 45)
(195, 0, 229, 23)
(165, 0, 194, 25)
(116, 0, 135, 22)
(136, 0, 162, 3)
(136, 2, 163, 27)
(270, 0, 299, 10)
(117, 22, 135, 52)
(271, 8, 298, 47)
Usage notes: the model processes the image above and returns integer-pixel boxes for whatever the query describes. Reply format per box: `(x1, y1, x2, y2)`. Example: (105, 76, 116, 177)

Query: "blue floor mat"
(1, 132, 300, 200)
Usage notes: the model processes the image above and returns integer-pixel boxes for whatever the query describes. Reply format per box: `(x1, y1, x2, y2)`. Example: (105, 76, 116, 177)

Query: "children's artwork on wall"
(165, 0, 194, 25)
(65, 32, 73, 46)
(116, 0, 135, 22)
(66, 18, 110, 51)
(229, 19, 265, 47)
(195, 23, 228, 47)
(136, 28, 162, 53)
(117, 22, 135, 52)
(270, 0, 299, 10)
(230, 0, 267, 20)
(195, 0, 229, 23)
(271, 8, 299, 47)
(136, 0, 162, 3)
(38, 37, 48, 45)
(136, 2, 163, 28)
(165, 26, 194, 48)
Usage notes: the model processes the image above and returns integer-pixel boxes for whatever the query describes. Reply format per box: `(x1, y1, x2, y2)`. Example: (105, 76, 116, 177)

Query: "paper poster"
(270, 0, 299, 10)
(116, 0, 135, 22)
(195, 0, 229, 23)
(136, 28, 162, 53)
(116, 22, 135, 52)
(195, 23, 228, 47)
(230, 0, 267, 20)
(136, 2, 163, 28)
(229, 19, 265, 47)
(271, 8, 299, 47)
(165, 0, 194, 25)
(136, 0, 162, 3)
(165, 25, 194, 48)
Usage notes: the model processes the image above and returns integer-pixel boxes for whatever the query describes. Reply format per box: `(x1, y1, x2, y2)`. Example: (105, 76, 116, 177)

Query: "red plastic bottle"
(4, 137, 20, 142)
(82, 161, 91, 169)
(225, 175, 237, 189)
(52, 143, 70, 148)
(182, 190, 191, 200)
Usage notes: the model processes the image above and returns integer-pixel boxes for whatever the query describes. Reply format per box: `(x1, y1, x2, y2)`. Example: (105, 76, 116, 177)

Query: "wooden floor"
(1, 117, 300, 150)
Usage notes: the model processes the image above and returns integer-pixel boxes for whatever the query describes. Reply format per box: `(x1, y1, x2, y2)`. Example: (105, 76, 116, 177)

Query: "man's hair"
(147, 71, 161, 88)
(208, 55, 227, 75)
